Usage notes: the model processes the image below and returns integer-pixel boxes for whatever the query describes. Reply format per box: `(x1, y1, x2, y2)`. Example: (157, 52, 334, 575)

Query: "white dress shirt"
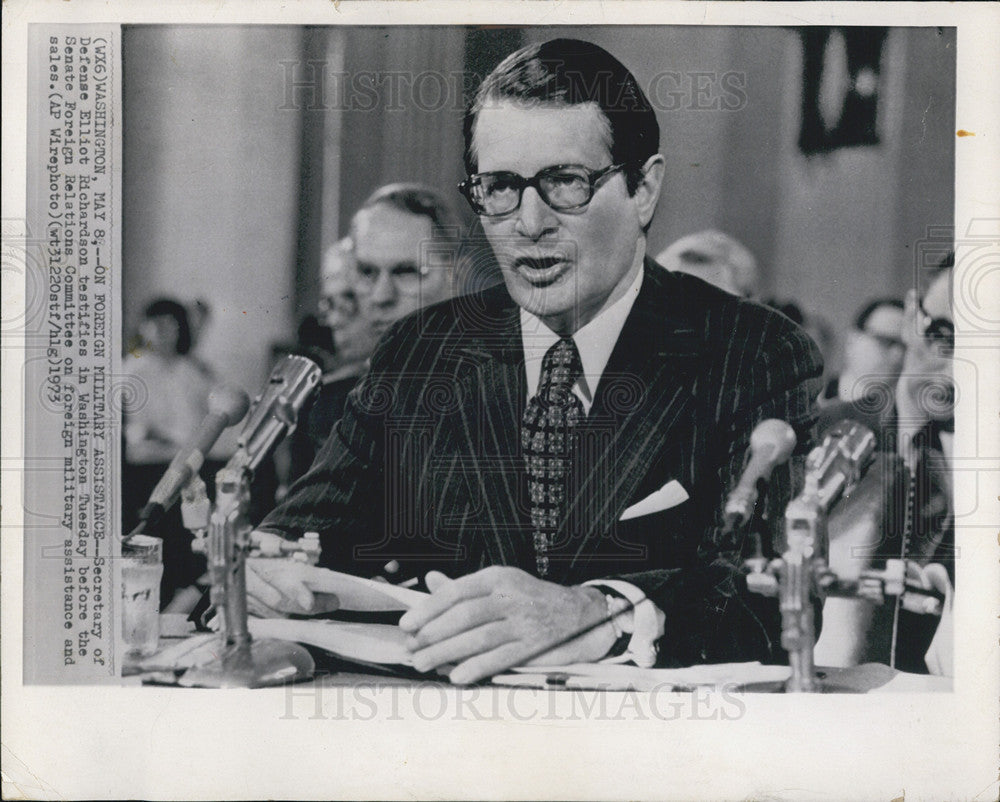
(519, 265, 664, 667)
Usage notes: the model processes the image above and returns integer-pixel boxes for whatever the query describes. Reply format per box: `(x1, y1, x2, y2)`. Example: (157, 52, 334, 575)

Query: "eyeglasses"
(459, 163, 627, 218)
(917, 297, 954, 355)
(354, 261, 429, 297)
(318, 291, 359, 320)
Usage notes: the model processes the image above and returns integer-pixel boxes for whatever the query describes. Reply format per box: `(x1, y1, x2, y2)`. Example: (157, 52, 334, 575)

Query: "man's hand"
(245, 531, 341, 617)
(398, 566, 616, 685)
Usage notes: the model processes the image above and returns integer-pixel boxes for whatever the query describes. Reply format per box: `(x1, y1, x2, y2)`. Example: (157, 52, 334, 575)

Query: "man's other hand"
(245, 532, 341, 617)
(398, 566, 615, 684)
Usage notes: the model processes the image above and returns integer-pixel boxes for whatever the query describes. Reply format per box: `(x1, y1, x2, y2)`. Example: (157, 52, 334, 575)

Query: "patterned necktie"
(521, 337, 584, 577)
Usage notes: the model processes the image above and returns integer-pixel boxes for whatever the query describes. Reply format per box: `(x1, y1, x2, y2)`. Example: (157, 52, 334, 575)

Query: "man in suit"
(250, 38, 823, 684)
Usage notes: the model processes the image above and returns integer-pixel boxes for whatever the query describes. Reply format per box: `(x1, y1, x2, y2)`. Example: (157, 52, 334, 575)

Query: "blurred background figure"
(895, 260, 954, 466)
(319, 237, 379, 380)
(279, 237, 378, 488)
(885, 255, 955, 675)
(813, 297, 904, 444)
(656, 229, 760, 299)
(122, 297, 220, 610)
(352, 183, 458, 338)
(822, 297, 905, 404)
(280, 183, 460, 489)
(123, 298, 216, 465)
(817, 255, 955, 675)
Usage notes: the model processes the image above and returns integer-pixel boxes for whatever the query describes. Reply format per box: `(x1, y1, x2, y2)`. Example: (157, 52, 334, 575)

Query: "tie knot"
(538, 337, 582, 405)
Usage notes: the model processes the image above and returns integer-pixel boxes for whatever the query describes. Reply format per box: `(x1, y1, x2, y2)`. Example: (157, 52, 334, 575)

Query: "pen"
(490, 673, 697, 693)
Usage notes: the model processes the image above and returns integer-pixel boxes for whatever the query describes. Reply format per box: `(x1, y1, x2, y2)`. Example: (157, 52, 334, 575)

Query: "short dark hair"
(463, 38, 660, 194)
(935, 250, 955, 271)
(924, 250, 954, 286)
(142, 298, 192, 355)
(356, 183, 460, 237)
(853, 297, 904, 331)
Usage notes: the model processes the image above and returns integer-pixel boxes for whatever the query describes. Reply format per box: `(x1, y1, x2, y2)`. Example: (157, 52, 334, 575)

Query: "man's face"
(844, 303, 906, 381)
(472, 101, 652, 334)
(352, 203, 452, 337)
(921, 270, 952, 330)
(900, 270, 954, 423)
(320, 268, 377, 364)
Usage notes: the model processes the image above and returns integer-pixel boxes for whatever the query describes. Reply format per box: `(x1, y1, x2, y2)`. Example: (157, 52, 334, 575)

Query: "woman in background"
(122, 298, 216, 610)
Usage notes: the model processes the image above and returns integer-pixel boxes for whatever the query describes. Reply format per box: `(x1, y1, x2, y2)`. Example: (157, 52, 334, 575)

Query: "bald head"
(656, 230, 759, 298)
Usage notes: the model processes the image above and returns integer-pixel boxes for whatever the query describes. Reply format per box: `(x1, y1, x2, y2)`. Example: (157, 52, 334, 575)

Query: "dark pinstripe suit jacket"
(262, 258, 824, 666)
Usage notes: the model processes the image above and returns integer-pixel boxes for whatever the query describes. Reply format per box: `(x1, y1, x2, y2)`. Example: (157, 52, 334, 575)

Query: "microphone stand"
(744, 420, 876, 693)
(743, 419, 946, 691)
(179, 356, 321, 689)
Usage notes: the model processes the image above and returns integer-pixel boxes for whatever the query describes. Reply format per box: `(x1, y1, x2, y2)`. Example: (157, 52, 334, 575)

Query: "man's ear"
(633, 154, 665, 229)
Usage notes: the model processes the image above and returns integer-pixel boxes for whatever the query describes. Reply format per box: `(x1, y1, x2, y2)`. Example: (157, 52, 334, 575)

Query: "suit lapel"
(443, 264, 710, 581)
(551, 261, 708, 582)
(450, 292, 533, 570)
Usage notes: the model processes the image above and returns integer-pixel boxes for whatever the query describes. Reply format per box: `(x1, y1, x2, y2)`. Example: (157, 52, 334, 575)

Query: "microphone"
(184, 357, 319, 633)
(225, 355, 322, 474)
(133, 385, 250, 533)
(801, 419, 876, 511)
(724, 419, 797, 532)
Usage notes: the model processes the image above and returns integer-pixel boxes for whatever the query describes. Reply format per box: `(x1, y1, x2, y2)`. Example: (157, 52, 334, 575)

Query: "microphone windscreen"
(207, 385, 251, 426)
(750, 419, 797, 469)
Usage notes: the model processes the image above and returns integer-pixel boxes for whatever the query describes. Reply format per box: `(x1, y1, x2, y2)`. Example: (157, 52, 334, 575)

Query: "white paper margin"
(2, 2, 998, 800)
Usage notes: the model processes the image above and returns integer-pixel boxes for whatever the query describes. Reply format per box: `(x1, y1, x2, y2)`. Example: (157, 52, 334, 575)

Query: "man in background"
(821, 297, 905, 405)
(350, 183, 458, 341)
(819, 259, 955, 674)
(285, 184, 461, 484)
(888, 258, 954, 674)
(656, 229, 760, 298)
(279, 238, 377, 488)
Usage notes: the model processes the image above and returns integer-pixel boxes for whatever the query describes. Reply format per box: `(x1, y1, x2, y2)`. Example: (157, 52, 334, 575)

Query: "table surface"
(125, 615, 951, 693)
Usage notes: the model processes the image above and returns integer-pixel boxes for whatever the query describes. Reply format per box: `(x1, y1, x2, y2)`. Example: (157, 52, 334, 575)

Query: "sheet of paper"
(249, 562, 429, 611)
(306, 570, 428, 611)
(249, 618, 414, 665)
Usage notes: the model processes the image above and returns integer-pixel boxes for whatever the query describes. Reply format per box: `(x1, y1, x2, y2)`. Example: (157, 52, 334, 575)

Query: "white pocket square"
(619, 480, 690, 520)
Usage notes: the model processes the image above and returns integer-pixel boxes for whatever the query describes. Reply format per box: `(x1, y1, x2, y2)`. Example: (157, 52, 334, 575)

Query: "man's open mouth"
(513, 255, 570, 287)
